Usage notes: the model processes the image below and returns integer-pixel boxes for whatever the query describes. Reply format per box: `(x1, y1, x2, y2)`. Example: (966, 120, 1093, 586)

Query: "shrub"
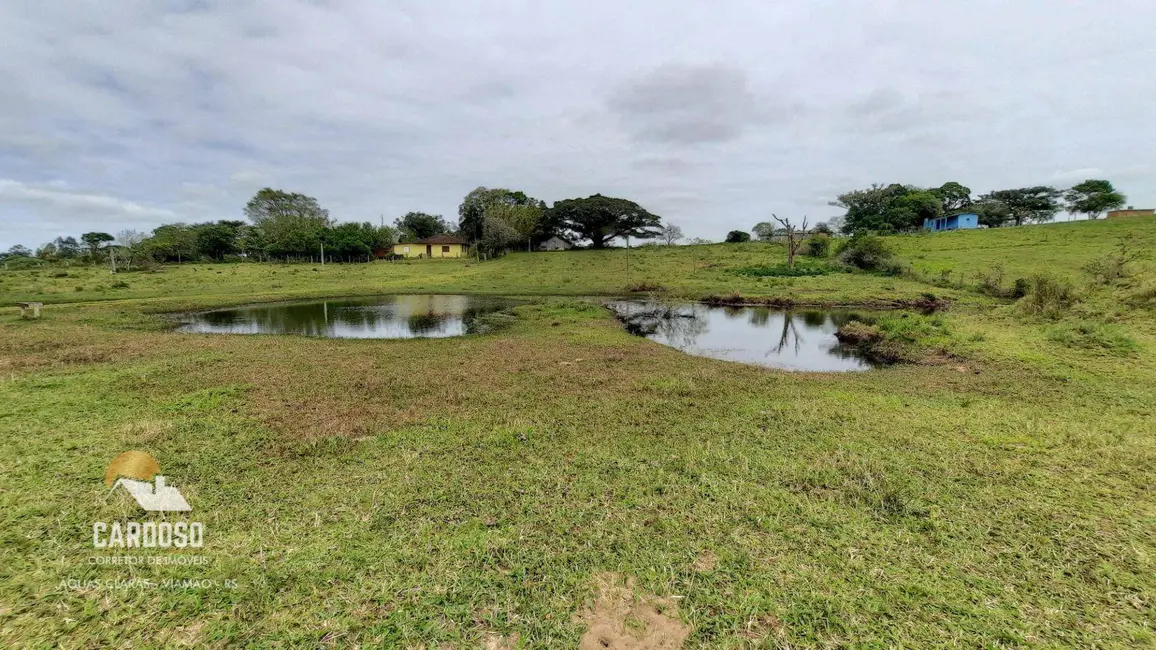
(1017, 274, 1077, 318)
(1082, 239, 1144, 285)
(835, 234, 903, 274)
(725, 230, 751, 243)
(1047, 320, 1139, 356)
(804, 234, 831, 257)
(976, 265, 1030, 299)
(1126, 284, 1156, 309)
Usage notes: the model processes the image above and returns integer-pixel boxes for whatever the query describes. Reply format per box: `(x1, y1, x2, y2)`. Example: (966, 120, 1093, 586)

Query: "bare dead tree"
(771, 214, 809, 269)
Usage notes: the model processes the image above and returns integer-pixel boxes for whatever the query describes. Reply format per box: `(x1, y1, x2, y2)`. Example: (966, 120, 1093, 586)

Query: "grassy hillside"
(892, 215, 1156, 281)
(1, 217, 1154, 648)
(3, 216, 1153, 310)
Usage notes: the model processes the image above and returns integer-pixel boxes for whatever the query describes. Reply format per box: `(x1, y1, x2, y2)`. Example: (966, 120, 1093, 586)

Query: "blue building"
(924, 212, 978, 232)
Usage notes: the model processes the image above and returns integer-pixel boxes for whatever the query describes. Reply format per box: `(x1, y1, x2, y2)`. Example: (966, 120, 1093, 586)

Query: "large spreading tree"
(244, 188, 333, 257)
(543, 194, 662, 248)
(80, 232, 114, 259)
(1064, 179, 1126, 220)
(979, 187, 1062, 226)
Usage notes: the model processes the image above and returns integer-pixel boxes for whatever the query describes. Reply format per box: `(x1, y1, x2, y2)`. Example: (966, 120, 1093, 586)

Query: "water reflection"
(608, 301, 876, 371)
(178, 295, 519, 339)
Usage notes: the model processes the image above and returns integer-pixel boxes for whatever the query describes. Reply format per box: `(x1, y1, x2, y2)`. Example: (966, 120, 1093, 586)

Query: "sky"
(2, 0, 1154, 250)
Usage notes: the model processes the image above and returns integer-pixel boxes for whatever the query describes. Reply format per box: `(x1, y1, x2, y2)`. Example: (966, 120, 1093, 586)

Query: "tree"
(112, 230, 149, 271)
(725, 230, 751, 243)
(1064, 180, 1126, 220)
(237, 225, 268, 260)
(458, 187, 543, 244)
(752, 222, 776, 241)
(147, 224, 198, 262)
(887, 190, 943, 230)
(6, 244, 32, 257)
(832, 183, 911, 233)
(771, 214, 809, 269)
(324, 222, 385, 261)
(972, 197, 1012, 228)
(395, 212, 450, 241)
(543, 195, 662, 248)
(244, 188, 332, 258)
(52, 236, 81, 259)
(81, 232, 115, 259)
(981, 187, 1062, 226)
(932, 181, 973, 214)
(488, 203, 544, 251)
(659, 224, 684, 245)
(36, 242, 58, 260)
(479, 214, 520, 258)
(195, 221, 243, 261)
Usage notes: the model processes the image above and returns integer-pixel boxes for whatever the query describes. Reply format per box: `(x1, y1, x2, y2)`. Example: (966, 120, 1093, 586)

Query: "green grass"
(1, 218, 1155, 647)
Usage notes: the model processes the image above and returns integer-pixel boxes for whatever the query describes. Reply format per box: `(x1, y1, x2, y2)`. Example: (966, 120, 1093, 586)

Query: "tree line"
(3, 187, 668, 266)
(831, 179, 1126, 234)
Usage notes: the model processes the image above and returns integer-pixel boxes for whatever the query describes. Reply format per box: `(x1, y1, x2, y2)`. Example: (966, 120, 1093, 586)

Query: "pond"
(607, 301, 877, 371)
(177, 295, 520, 339)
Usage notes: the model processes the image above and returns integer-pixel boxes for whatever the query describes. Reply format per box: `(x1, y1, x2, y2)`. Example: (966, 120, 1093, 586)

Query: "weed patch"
(1017, 274, 1078, 318)
(1047, 320, 1140, 356)
(728, 263, 834, 278)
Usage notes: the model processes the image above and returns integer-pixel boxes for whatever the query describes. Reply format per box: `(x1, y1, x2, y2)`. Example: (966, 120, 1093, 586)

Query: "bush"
(835, 234, 903, 274)
(725, 230, 751, 243)
(1082, 239, 1144, 285)
(1047, 320, 1139, 356)
(1017, 274, 1077, 318)
(1126, 284, 1156, 309)
(804, 234, 831, 257)
(976, 264, 1030, 299)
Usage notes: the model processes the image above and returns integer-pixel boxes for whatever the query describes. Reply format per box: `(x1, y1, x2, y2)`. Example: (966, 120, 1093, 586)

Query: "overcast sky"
(2, 0, 1154, 249)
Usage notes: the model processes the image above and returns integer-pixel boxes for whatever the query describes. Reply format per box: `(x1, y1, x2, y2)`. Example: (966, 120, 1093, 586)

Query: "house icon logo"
(104, 451, 192, 512)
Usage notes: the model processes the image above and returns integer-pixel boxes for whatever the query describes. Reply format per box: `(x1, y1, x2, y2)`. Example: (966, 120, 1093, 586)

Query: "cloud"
(0, 179, 177, 221)
(1, 0, 1155, 248)
(608, 63, 780, 144)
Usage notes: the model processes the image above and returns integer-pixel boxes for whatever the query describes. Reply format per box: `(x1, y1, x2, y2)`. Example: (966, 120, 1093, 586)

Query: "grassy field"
(1, 218, 1154, 648)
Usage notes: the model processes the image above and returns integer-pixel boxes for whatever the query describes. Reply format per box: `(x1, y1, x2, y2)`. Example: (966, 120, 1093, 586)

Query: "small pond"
(177, 295, 520, 339)
(607, 301, 878, 371)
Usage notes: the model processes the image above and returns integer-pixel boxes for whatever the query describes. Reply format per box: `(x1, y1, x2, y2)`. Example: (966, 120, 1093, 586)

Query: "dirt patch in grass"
(578, 573, 690, 650)
(692, 551, 718, 573)
(481, 631, 519, 649)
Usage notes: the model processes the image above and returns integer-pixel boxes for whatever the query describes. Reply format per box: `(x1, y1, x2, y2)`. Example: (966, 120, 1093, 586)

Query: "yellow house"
(391, 234, 471, 259)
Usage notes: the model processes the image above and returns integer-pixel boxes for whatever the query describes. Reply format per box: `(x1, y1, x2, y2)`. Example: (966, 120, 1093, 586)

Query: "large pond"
(607, 301, 877, 372)
(177, 295, 520, 339)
